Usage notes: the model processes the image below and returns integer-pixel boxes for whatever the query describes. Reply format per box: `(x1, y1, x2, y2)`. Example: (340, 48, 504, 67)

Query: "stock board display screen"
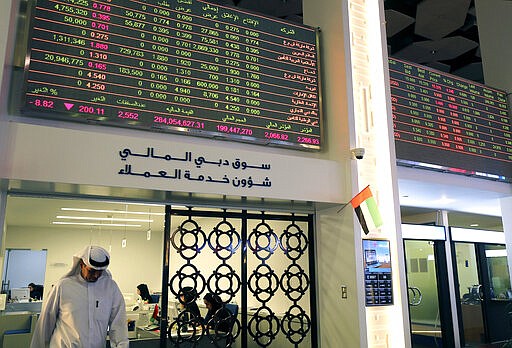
(20, 0, 321, 149)
(389, 58, 512, 181)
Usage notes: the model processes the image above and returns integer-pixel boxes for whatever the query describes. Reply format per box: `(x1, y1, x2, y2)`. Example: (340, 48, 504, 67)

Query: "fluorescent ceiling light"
(485, 249, 507, 258)
(451, 227, 505, 244)
(82, 201, 164, 208)
(52, 222, 141, 227)
(61, 208, 164, 216)
(401, 224, 445, 240)
(433, 195, 455, 205)
(56, 215, 153, 223)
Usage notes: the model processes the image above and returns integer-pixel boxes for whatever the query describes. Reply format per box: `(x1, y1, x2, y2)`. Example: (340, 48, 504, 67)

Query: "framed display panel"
(389, 58, 512, 182)
(362, 239, 393, 306)
(11, 0, 322, 150)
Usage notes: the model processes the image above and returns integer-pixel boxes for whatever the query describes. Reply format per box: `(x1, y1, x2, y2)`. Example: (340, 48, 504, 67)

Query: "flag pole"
(336, 202, 350, 214)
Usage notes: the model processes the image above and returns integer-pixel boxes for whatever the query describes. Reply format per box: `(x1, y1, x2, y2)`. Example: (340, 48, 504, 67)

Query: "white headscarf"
(63, 245, 112, 278)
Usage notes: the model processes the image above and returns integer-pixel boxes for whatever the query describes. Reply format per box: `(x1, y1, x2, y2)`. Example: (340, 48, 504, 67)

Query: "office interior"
(0, 0, 511, 348)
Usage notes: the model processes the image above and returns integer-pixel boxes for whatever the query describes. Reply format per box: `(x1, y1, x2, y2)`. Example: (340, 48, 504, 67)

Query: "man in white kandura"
(30, 245, 129, 348)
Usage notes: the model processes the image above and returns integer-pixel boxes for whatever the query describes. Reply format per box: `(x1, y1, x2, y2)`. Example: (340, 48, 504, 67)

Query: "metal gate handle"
(408, 286, 422, 306)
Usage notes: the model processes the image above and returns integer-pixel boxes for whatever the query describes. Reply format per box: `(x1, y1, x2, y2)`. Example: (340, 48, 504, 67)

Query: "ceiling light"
(147, 208, 152, 241)
(470, 223, 479, 227)
(56, 215, 153, 223)
(86, 201, 164, 208)
(52, 222, 141, 227)
(61, 208, 164, 216)
(485, 249, 506, 258)
(433, 196, 455, 205)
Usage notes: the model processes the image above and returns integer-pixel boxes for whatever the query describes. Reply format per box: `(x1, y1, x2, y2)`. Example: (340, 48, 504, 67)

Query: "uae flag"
(350, 185, 383, 235)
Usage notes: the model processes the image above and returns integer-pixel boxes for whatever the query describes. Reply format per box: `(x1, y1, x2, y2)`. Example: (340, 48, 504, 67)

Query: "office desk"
(135, 326, 161, 339)
(5, 302, 42, 313)
(115, 326, 216, 348)
(116, 338, 211, 348)
(0, 311, 38, 348)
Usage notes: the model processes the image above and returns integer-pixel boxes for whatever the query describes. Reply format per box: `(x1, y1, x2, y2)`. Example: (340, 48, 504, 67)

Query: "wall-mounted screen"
(389, 58, 512, 182)
(16, 0, 321, 150)
(363, 239, 393, 306)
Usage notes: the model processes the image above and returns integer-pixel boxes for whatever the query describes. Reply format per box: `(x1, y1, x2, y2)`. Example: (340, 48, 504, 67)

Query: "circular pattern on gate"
(204, 307, 239, 348)
(169, 263, 206, 299)
(279, 222, 308, 261)
(167, 310, 204, 345)
(207, 264, 241, 303)
(248, 263, 279, 303)
(208, 219, 241, 260)
(171, 219, 207, 260)
(247, 221, 279, 261)
(280, 304, 311, 345)
(248, 305, 280, 347)
(280, 264, 309, 301)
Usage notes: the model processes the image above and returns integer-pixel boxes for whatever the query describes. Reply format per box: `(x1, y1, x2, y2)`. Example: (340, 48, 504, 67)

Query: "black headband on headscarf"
(89, 254, 109, 268)
(81, 245, 110, 271)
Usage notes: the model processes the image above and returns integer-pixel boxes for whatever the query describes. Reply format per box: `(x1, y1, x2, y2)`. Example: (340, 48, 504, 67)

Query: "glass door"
(480, 244, 512, 343)
(454, 242, 485, 347)
(453, 242, 512, 346)
(404, 239, 453, 347)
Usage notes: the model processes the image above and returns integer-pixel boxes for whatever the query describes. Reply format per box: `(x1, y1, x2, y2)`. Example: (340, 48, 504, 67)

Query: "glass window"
(484, 244, 511, 300)
(3, 195, 165, 341)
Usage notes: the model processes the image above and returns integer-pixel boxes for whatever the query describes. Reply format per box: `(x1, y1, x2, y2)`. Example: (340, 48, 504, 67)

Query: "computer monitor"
(122, 293, 137, 306)
(10, 288, 30, 302)
(168, 302, 180, 321)
(150, 294, 160, 304)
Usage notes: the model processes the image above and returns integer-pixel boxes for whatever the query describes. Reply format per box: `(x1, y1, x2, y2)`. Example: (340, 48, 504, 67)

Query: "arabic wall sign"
(18, 0, 322, 150)
(118, 146, 273, 189)
(390, 58, 512, 182)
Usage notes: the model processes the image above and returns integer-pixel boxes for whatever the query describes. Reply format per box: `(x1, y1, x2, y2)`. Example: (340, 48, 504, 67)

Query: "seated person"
(168, 286, 202, 338)
(137, 283, 156, 304)
(177, 287, 201, 322)
(28, 283, 44, 301)
(203, 293, 233, 333)
(168, 287, 204, 339)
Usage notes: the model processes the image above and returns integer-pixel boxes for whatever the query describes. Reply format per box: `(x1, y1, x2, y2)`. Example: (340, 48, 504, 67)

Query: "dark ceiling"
(384, 0, 482, 84)
(217, 0, 483, 84)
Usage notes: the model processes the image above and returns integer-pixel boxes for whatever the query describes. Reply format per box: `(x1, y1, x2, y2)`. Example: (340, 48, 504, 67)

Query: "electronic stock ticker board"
(19, 0, 321, 150)
(390, 58, 512, 181)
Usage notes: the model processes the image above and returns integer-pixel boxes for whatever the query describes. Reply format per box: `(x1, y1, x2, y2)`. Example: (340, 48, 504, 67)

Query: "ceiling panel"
(208, 0, 484, 83)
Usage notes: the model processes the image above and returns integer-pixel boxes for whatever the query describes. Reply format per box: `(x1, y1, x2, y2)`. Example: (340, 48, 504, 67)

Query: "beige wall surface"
(5, 225, 164, 297)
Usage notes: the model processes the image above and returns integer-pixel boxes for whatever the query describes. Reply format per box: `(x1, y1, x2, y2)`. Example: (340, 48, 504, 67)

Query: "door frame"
(162, 206, 318, 347)
(402, 223, 455, 347)
(450, 227, 509, 346)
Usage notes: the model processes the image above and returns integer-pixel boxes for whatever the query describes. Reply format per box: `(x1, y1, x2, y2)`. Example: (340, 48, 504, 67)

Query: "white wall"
(315, 206, 361, 347)
(301, 0, 363, 345)
(4, 225, 164, 297)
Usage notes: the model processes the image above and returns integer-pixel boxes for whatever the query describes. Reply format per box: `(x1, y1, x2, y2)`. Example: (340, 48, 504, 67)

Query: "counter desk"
(109, 337, 220, 348)
(0, 310, 38, 348)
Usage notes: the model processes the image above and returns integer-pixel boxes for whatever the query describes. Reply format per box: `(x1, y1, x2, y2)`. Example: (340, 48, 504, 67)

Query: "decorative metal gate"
(164, 206, 317, 348)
